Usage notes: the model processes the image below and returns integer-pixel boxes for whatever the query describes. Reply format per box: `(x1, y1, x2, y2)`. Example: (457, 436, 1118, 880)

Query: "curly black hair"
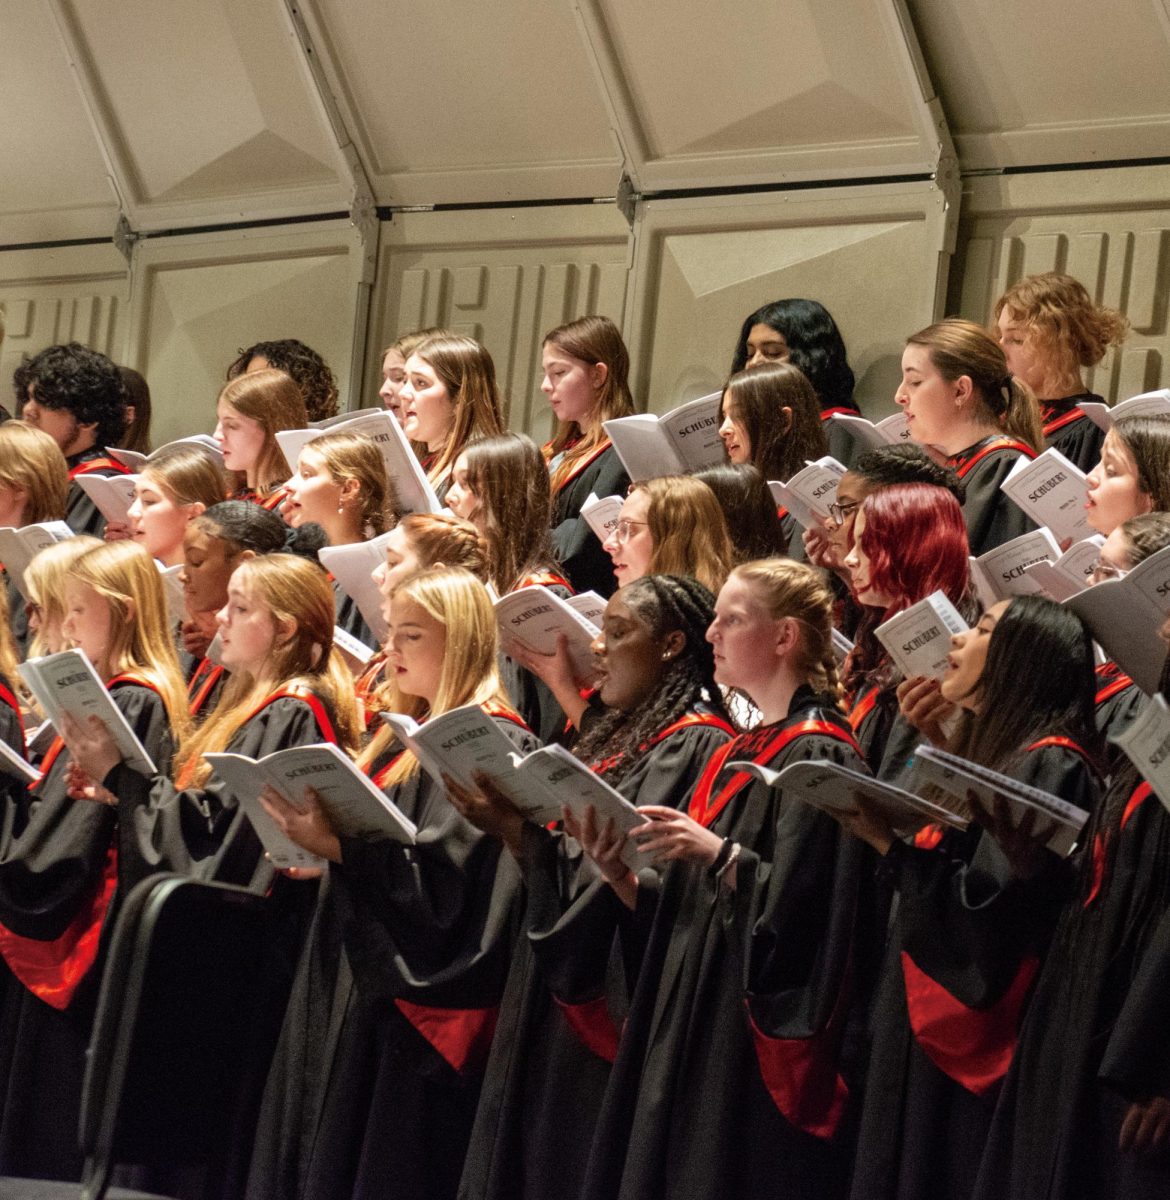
(226, 339, 339, 422)
(574, 575, 730, 785)
(14, 342, 127, 447)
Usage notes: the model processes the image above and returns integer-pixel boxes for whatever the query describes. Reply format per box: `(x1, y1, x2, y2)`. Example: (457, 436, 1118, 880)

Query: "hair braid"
(574, 575, 729, 785)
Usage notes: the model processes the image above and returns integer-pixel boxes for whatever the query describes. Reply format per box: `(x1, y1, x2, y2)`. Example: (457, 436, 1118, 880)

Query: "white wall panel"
(369, 207, 631, 437)
(126, 223, 365, 446)
(0, 244, 130, 406)
(626, 183, 954, 419)
(951, 168, 1170, 402)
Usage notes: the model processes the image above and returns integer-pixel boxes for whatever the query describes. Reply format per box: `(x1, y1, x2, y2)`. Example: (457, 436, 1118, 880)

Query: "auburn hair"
(217, 368, 308, 497)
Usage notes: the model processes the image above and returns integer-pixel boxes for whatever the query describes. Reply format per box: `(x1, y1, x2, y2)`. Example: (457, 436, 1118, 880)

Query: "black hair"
(851, 443, 966, 504)
(574, 575, 730, 785)
(195, 500, 288, 556)
(284, 522, 330, 563)
(693, 464, 789, 563)
(226, 339, 339, 423)
(14, 342, 127, 447)
(730, 298, 856, 410)
(952, 595, 1099, 772)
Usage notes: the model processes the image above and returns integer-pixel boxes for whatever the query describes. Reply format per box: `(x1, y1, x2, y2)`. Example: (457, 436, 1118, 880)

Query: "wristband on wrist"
(707, 836, 734, 877)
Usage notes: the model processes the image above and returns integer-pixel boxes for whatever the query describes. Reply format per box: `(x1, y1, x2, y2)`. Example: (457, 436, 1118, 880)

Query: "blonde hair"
(358, 566, 517, 787)
(906, 318, 1043, 452)
(410, 335, 504, 484)
(139, 444, 228, 511)
(69, 541, 192, 743)
(994, 273, 1128, 394)
(303, 431, 397, 536)
(635, 476, 735, 595)
(543, 316, 635, 491)
(25, 535, 102, 657)
(217, 369, 308, 497)
(0, 421, 70, 524)
(174, 554, 361, 786)
(385, 327, 454, 361)
(0, 586, 23, 703)
(731, 558, 845, 710)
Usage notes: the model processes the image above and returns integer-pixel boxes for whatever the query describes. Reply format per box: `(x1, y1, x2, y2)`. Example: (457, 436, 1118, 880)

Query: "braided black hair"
(574, 574, 730, 785)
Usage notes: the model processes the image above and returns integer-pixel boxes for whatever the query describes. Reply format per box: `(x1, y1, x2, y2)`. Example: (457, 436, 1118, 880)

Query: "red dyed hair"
(857, 483, 970, 615)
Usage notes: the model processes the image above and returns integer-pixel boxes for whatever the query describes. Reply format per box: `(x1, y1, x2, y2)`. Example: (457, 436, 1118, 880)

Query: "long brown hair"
(411, 335, 504, 484)
(217, 369, 308, 497)
(906, 318, 1043, 452)
(635, 476, 735, 595)
(543, 315, 634, 491)
(720, 361, 828, 481)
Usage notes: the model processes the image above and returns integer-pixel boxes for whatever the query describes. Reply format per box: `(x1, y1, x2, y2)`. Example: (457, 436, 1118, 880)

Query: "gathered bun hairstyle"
(574, 575, 730, 783)
(302, 431, 397, 536)
(217, 368, 308, 495)
(906, 318, 1043, 452)
(543, 315, 635, 490)
(396, 512, 489, 579)
(731, 557, 845, 710)
(358, 565, 516, 784)
(140, 444, 228, 511)
(1118, 511, 1170, 567)
(994, 273, 1128, 388)
(70, 540, 191, 742)
(635, 475, 735, 595)
(411, 334, 504, 482)
(0, 420, 70, 523)
(720, 361, 828, 481)
(462, 433, 556, 592)
(174, 553, 361, 786)
(1110, 415, 1170, 514)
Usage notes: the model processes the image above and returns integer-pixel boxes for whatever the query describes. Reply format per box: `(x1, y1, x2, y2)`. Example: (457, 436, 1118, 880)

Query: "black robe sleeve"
(104, 695, 334, 892)
(1043, 394, 1106, 474)
(551, 445, 629, 597)
(0, 683, 173, 941)
(959, 449, 1037, 557)
(332, 577, 379, 651)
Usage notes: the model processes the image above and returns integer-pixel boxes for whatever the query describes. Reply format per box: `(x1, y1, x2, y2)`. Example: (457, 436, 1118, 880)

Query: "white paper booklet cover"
(602, 392, 724, 481)
(826, 411, 911, 451)
(874, 591, 968, 680)
(580, 493, 623, 544)
(1079, 389, 1170, 432)
(317, 531, 395, 644)
(1023, 536, 1104, 602)
(1002, 448, 1092, 544)
(0, 522, 74, 599)
(967, 528, 1062, 607)
(1110, 694, 1170, 815)
(493, 586, 600, 678)
(768, 457, 847, 530)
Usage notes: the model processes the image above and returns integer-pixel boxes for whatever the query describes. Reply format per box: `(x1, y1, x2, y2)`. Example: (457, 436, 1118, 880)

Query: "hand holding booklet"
(768, 457, 847, 529)
(19, 649, 156, 776)
(492, 585, 600, 678)
(382, 705, 656, 870)
(729, 758, 969, 837)
(204, 742, 418, 871)
(1001, 448, 1092, 543)
(602, 392, 725, 481)
(908, 743, 1091, 857)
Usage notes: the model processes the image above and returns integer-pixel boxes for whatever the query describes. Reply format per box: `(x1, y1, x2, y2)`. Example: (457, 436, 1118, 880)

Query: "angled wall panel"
(626, 182, 954, 419)
(369, 206, 632, 437)
(0, 244, 130, 405)
(126, 222, 365, 445)
(950, 168, 1170, 402)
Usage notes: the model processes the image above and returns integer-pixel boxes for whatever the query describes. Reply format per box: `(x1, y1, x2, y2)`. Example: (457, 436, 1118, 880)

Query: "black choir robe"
(549, 441, 628, 598)
(332, 577, 378, 651)
(972, 764, 1170, 1200)
(849, 740, 1101, 1200)
(822, 401, 864, 469)
(947, 436, 1036, 557)
(186, 656, 229, 724)
(64, 446, 133, 538)
(579, 687, 870, 1200)
(0, 680, 173, 1181)
(1041, 394, 1106, 474)
(103, 690, 342, 895)
(498, 571, 573, 745)
(1094, 660, 1145, 772)
(458, 712, 734, 1200)
(246, 713, 538, 1200)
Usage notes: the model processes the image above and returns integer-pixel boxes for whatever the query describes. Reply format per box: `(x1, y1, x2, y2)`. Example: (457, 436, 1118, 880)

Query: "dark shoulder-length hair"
(952, 595, 1099, 772)
(693, 463, 789, 563)
(730, 298, 856, 411)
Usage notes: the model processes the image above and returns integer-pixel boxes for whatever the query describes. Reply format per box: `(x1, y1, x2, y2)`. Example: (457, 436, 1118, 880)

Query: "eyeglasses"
(827, 500, 860, 527)
(1088, 560, 1128, 584)
(612, 519, 648, 543)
